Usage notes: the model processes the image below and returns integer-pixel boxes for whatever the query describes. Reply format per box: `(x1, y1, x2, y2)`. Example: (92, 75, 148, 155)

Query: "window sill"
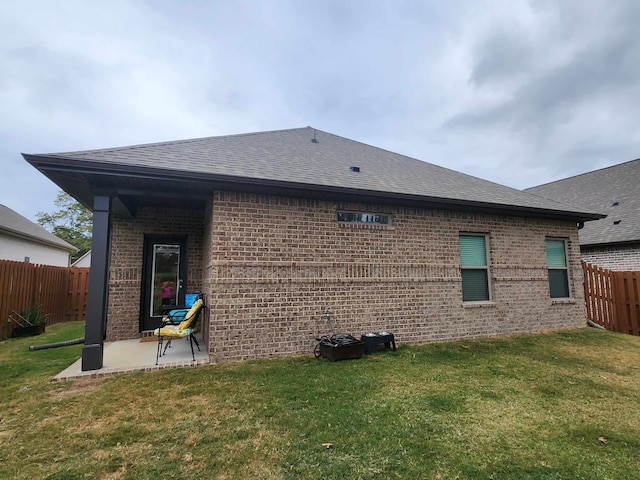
(462, 301, 496, 308)
(551, 298, 576, 305)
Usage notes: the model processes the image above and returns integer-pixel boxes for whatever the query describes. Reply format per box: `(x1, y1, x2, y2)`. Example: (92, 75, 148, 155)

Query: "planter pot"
(319, 341, 365, 361)
(12, 323, 46, 338)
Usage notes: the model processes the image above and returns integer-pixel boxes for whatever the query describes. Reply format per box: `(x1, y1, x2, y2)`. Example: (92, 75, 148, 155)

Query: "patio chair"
(154, 298, 205, 364)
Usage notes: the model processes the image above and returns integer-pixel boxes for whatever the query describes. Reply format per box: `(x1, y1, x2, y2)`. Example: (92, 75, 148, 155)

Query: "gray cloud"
(2, 0, 639, 221)
(470, 29, 533, 87)
(440, 0, 640, 183)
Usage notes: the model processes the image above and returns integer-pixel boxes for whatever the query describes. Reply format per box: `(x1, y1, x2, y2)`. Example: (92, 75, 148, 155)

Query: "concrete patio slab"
(54, 334, 208, 381)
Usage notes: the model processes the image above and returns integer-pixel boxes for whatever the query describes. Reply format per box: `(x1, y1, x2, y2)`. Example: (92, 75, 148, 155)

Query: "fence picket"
(584, 263, 593, 320)
(618, 273, 631, 333)
(595, 265, 605, 325)
(603, 266, 613, 330)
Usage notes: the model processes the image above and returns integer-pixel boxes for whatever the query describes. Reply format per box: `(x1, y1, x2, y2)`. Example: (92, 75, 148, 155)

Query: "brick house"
(24, 127, 603, 371)
(527, 159, 640, 270)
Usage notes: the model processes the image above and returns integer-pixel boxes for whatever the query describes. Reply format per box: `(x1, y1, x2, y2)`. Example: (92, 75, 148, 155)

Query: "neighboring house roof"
(23, 127, 603, 222)
(71, 249, 91, 267)
(526, 159, 640, 247)
(0, 204, 76, 252)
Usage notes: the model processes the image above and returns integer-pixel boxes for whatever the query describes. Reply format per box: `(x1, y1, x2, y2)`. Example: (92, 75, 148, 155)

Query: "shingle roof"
(25, 127, 603, 221)
(526, 159, 640, 246)
(0, 204, 76, 252)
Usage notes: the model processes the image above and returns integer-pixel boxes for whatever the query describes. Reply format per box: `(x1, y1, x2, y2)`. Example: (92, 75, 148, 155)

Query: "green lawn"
(1, 322, 639, 479)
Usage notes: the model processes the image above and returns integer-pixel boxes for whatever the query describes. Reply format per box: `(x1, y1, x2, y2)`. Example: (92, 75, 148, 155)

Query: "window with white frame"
(545, 238, 570, 298)
(459, 234, 490, 302)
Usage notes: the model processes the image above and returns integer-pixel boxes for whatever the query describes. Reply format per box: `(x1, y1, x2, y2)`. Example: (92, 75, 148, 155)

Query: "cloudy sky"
(2, 0, 639, 222)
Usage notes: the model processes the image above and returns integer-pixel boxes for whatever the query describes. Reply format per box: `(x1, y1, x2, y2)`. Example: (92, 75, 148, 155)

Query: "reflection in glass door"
(141, 235, 187, 331)
(150, 244, 180, 317)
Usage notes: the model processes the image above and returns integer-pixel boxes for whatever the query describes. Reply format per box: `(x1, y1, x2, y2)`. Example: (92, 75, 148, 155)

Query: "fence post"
(583, 262, 592, 321)
(627, 272, 639, 335)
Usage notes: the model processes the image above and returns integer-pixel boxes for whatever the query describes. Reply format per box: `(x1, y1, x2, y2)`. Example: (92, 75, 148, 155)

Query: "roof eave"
(580, 238, 640, 248)
(0, 226, 77, 252)
(24, 154, 605, 223)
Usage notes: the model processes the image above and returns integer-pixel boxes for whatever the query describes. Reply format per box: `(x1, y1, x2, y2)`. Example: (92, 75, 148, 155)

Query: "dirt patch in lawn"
(48, 378, 104, 401)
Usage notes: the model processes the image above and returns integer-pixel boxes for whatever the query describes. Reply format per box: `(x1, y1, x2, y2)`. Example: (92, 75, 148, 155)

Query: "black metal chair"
(153, 298, 205, 364)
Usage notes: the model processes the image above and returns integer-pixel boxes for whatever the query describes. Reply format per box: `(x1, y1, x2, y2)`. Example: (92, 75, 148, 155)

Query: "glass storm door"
(141, 235, 188, 331)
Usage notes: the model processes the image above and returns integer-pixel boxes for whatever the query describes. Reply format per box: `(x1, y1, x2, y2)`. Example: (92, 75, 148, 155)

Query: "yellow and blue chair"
(154, 298, 205, 364)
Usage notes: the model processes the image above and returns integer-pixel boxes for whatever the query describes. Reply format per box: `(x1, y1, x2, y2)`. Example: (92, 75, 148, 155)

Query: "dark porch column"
(82, 195, 112, 371)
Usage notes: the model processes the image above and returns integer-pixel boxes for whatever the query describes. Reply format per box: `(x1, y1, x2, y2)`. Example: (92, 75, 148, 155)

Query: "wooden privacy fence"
(0, 260, 89, 341)
(583, 261, 640, 336)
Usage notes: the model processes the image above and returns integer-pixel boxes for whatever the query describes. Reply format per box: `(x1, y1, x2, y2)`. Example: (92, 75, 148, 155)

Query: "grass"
(1, 323, 639, 479)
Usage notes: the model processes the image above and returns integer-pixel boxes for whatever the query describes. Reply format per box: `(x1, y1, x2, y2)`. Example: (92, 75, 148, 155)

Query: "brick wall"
(581, 244, 640, 271)
(107, 206, 204, 340)
(204, 192, 585, 363)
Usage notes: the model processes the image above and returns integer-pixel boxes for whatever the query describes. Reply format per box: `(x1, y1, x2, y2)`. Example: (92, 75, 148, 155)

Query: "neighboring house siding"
(581, 243, 640, 271)
(106, 207, 204, 340)
(72, 251, 91, 267)
(0, 233, 70, 266)
(201, 192, 585, 363)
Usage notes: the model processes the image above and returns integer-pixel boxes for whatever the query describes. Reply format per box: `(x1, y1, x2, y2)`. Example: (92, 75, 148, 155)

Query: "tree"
(37, 192, 93, 264)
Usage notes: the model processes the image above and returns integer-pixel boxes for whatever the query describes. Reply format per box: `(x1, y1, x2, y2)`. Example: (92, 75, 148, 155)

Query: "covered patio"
(55, 333, 208, 380)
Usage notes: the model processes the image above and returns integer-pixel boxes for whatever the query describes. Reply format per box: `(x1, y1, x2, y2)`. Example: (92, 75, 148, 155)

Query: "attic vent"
(311, 129, 318, 143)
(613, 220, 622, 225)
(612, 200, 619, 206)
(350, 166, 360, 172)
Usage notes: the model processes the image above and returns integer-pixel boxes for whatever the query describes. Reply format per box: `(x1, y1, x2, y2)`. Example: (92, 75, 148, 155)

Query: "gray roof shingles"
(29, 127, 602, 219)
(0, 204, 76, 251)
(526, 159, 640, 246)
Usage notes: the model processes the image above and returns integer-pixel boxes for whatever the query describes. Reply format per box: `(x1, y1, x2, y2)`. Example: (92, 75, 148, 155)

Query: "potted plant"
(8, 305, 48, 337)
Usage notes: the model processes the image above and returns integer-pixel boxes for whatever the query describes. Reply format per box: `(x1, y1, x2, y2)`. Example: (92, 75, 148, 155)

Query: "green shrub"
(11, 304, 49, 326)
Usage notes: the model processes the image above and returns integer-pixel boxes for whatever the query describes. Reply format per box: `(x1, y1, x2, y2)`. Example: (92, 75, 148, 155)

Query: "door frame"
(140, 234, 188, 331)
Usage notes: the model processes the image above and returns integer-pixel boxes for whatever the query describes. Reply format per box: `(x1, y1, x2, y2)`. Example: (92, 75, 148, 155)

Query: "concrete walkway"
(54, 334, 208, 381)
